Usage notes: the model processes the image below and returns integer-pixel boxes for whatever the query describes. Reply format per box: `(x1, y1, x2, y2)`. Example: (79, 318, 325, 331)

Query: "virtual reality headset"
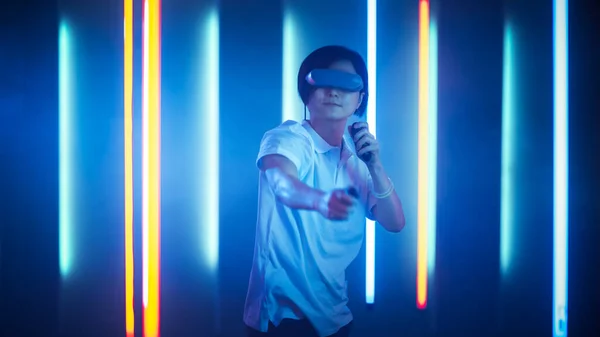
(305, 69, 364, 92)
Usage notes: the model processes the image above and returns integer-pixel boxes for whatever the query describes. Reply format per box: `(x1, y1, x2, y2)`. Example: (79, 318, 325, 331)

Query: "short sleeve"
(256, 120, 313, 178)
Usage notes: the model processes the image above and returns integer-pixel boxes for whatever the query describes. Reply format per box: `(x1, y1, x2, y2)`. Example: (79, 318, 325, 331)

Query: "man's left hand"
(349, 122, 381, 168)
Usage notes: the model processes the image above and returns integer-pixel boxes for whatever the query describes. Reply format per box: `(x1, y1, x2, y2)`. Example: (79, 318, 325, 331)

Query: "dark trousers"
(246, 319, 352, 337)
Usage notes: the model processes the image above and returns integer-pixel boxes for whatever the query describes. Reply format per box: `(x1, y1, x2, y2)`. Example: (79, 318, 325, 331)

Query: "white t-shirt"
(243, 120, 377, 337)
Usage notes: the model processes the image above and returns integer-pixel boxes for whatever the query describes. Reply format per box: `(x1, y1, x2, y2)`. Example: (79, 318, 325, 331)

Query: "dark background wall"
(1, 0, 598, 337)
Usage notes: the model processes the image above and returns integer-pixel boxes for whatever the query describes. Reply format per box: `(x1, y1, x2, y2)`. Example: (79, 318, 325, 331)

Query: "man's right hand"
(261, 154, 357, 219)
(315, 189, 356, 221)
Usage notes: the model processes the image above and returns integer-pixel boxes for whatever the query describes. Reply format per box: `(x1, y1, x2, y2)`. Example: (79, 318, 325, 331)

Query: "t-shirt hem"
(243, 315, 264, 332)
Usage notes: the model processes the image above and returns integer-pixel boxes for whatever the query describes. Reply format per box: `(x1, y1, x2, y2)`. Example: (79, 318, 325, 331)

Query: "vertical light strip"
(202, 7, 220, 272)
(501, 23, 515, 277)
(143, 0, 161, 336)
(142, 0, 150, 309)
(427, 17, 437, 277)
(124, 0, 134, 335)
(282, 6, 300, 122)
(553, 0, 568, 335)
(417, 0, 429, 310)
(365, 0, 377, 305)
(59, 19, 74, 279)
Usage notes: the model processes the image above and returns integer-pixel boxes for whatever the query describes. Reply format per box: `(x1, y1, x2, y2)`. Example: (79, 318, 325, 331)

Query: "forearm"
(264, 167, 326, 211)
(369, 163, 406, 232)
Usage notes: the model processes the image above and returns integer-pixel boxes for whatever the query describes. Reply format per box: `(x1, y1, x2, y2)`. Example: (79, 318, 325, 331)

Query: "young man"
(243, 45, 405, 337)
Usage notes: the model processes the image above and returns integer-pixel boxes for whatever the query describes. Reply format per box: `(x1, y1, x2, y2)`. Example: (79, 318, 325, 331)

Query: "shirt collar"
(302, 120, 356, 159)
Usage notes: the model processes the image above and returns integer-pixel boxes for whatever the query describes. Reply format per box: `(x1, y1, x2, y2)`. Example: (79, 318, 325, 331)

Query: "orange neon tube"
(417, 0, 429, 310)
(143, 0, 161, 336)
(124, 0, 134, 335)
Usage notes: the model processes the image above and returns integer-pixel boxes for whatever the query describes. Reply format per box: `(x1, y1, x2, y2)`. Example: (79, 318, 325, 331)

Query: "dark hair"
(297, 45, 369, 117)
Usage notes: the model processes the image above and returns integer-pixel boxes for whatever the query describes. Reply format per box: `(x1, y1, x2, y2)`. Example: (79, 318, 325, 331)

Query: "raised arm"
(350, 122, 406, 232)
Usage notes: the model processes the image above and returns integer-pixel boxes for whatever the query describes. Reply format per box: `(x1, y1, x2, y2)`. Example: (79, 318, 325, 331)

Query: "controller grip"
(346, 187, 359, 199)
(349, 123, 372, 162)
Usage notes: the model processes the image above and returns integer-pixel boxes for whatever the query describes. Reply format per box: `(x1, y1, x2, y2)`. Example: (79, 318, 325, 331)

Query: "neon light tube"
(124, 0, 134, 335)
(142, 0, 149, 311)
(553, 0, 569, 335)
(143, 0, 161, 336)
(202, 8, 220, 272)
(427, 17, 437, 277)
(501, 23, 515, 277)
(59, 19, 74, 279)
(282, 8, 300, 122)
(417, 0, 429, 310)
(365, 0, 377, 305)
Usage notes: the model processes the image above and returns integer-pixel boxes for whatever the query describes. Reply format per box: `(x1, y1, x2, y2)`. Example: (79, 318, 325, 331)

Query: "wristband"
(372, 177, 394, 199)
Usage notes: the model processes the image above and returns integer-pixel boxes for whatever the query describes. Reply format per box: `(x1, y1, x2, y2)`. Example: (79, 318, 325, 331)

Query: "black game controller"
(346, 187, 359, 199)
(349, 123, 372, 162)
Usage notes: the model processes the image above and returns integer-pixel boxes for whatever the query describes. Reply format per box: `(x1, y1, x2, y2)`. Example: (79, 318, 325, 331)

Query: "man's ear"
(357, 92, 365, 110)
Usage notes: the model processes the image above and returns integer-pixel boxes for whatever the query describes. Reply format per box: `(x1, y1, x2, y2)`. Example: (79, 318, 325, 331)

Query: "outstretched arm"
(259, 154, 355, 221)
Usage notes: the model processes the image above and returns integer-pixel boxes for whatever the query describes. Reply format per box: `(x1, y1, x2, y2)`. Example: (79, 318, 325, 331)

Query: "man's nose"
(325, 88, 340, 96)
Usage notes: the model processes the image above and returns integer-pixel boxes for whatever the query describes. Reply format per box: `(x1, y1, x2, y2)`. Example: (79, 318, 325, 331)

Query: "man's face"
(306, 60, 364, 122)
